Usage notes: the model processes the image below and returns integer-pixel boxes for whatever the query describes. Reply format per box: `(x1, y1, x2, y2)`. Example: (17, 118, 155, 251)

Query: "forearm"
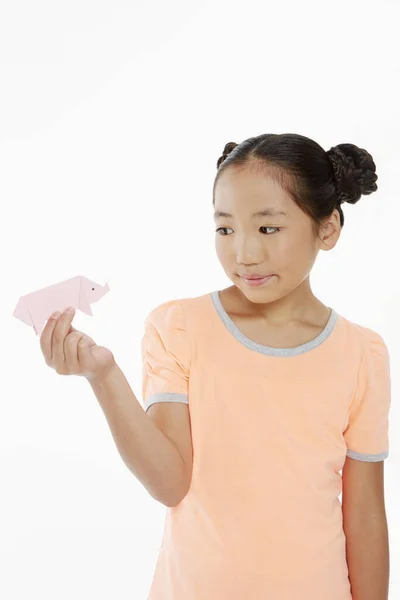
(88, 363, 186, 507)
(344, 514, 389, 600)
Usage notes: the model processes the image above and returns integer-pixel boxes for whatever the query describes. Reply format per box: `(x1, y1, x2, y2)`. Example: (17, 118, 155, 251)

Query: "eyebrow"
(213, 207, 287, 219)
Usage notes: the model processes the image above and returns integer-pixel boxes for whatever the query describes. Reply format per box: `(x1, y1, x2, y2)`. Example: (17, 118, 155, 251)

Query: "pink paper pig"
(13, 275, 110, 335)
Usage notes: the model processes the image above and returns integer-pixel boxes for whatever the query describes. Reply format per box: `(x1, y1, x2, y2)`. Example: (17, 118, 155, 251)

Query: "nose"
(235, 236, 265, 265)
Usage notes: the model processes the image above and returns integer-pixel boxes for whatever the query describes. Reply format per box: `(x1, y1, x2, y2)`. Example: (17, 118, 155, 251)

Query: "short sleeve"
(344, 330, 391, 462)
(141, 300, 190, 413)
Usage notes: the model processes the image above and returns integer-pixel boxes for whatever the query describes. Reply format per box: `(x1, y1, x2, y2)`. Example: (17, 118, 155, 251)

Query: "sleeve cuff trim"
(346, 448, 388, 462)
(144, 392, 189, 412)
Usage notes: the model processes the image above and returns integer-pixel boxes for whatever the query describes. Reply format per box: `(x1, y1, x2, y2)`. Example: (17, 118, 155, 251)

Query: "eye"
(215, 226, 280, 236)
(260, 227, 280, 235)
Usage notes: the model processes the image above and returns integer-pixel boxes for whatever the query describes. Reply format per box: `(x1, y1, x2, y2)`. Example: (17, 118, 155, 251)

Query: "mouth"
(240, 274, 275, 280)
(239, 274, 276, 286)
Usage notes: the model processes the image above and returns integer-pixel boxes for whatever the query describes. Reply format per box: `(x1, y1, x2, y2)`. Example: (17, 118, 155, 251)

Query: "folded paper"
(13, 275, 110, 335)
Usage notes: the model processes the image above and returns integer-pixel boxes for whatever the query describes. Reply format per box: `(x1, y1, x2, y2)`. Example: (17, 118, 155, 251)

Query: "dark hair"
(213, 133, 378, 237)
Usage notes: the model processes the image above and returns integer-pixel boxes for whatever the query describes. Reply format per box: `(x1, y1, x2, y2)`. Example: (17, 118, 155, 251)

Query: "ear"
(318, 212, 341, 251)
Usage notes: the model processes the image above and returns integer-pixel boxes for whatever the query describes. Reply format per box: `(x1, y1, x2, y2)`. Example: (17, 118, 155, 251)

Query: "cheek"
(283, 238, 316, 272)
(272, 237, 310, 270)
(215, 238, 227, 257)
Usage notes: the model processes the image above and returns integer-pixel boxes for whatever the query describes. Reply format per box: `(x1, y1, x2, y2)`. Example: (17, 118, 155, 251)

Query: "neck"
(231, 276, 325, 327)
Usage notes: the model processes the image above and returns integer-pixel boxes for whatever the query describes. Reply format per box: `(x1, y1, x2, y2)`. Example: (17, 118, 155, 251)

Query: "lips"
(241, 274, 273, 280)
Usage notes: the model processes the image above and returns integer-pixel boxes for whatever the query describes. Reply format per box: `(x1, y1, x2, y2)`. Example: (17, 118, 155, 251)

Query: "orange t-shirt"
(140, 290, 391, 600)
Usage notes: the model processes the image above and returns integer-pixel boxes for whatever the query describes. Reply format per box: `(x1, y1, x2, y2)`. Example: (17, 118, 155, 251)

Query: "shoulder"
(145, 297, 184, 324)
(142, 294, 212, 369)
(339, 313, 388, 352)
(144, 292, 211, 329)
(342, 317, 390, 367)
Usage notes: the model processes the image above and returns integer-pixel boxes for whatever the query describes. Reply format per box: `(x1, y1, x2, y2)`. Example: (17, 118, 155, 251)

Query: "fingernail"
(51, 311, 61, 319)
(65, 307, 75, 314)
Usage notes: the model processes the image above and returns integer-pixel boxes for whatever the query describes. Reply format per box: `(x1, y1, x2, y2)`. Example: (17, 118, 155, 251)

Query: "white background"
(1, 0, 399, 597)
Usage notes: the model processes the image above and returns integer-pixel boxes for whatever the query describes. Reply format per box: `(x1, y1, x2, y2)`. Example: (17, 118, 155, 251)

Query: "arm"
(88, 363, 188, 507)
(342, 457, 390, 600)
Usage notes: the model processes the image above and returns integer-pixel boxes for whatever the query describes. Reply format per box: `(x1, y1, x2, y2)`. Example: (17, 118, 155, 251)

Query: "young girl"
(40, 133, 391, 600)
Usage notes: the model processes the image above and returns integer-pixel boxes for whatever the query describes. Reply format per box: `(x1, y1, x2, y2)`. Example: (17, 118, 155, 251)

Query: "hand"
(40, 307, 116, 383)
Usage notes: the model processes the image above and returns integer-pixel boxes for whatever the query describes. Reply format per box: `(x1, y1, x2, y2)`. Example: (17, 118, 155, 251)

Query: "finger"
(40, 311, 62, 364)
(70, 325, 95, 346)
(52, 308, 76, 368)
(77, 336, 94, 370)
(64, 331, 85, 373)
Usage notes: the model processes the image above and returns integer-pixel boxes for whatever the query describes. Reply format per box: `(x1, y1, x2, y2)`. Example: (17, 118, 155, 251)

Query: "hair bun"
(217, 141, 238, 168)
(326, 143, 378, 206)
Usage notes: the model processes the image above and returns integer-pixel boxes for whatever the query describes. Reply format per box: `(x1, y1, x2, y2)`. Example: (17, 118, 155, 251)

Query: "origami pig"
(13, 275, 110, 335)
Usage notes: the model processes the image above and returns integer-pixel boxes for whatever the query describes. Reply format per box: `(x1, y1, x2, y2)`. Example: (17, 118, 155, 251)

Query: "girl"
(40, 133, 391, 600)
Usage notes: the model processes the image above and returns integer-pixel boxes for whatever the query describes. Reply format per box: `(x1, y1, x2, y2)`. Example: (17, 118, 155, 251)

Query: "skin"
(213, 166, 342, 340)
(40, 307, 116, 383)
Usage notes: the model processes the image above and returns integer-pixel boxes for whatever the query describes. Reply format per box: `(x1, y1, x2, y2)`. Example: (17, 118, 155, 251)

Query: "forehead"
(214, 168, 292, 218)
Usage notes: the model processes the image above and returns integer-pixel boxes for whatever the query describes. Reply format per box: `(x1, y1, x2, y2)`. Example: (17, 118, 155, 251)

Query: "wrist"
(86, 361, 119, 387)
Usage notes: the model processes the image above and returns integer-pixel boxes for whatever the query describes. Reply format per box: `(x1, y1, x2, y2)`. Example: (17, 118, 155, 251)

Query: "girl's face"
(213, 167, 340, 305)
